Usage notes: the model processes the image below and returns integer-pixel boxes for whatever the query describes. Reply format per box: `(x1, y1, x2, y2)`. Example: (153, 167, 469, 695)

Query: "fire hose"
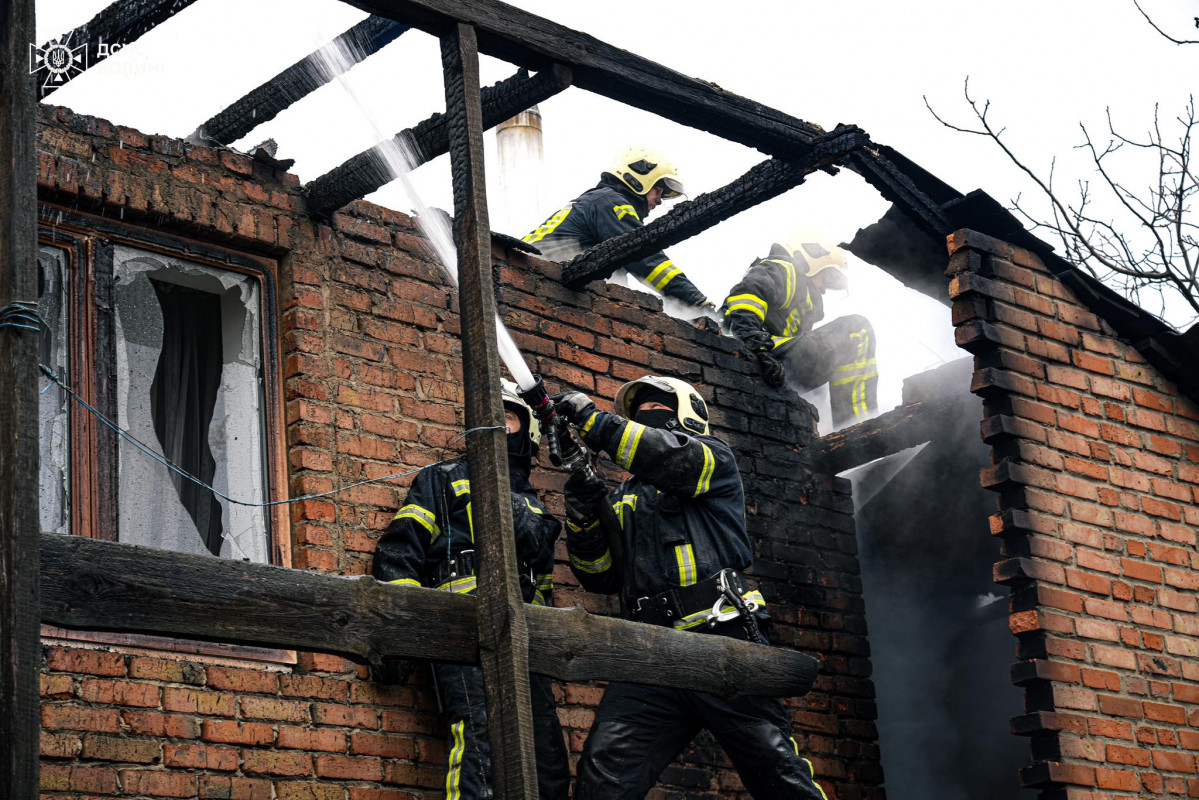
(518, 377, 626, 613)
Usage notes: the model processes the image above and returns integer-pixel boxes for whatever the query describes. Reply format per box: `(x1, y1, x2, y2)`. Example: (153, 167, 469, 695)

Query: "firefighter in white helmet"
(721, 237, 878, 428)
(372, 380, 568, 799)
(549, 375, 829, 800)
(524, 147, 714, 310)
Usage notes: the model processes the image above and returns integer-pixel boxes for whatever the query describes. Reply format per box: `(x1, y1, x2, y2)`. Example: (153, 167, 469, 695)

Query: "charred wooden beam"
(846, 147, 953, 240)
(39, 534, 820, 698)
(441, 21, 537, 798)
(805, 397, 973, 476)
(305, 64, 571, 219)
(196, 16, 409, 145)
(562, 125, 869, 289)
(37, 0, 200, 98)
(340, 0, 825, 157)
(1, 0, 41, 792)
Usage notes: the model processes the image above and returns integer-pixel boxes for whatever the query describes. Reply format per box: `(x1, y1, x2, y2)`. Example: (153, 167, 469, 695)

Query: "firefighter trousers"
(574, 681, 828, 800)
(774, 314, 878, 428)
(433, 663, 570, 800)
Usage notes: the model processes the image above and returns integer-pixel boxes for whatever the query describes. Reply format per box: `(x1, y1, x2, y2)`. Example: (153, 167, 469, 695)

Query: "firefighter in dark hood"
(550, 376, 829, 800)
(721, 236, 878, 429)
(523, 147, 714, 311)
(372, 381, 569, 800)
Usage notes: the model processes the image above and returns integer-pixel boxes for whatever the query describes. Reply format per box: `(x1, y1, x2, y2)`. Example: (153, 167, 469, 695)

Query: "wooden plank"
(39, 534, 821, 697)
(38, 0, 200, 98)
(198, 16, 409, 145)
(805, 397, 972, 475)
(304, 64, 571, 219)
(0, 0, 41, 794)
(560, 126, 868, 288)
(341, 0, 825, 157)
(441, 22, 537, 799)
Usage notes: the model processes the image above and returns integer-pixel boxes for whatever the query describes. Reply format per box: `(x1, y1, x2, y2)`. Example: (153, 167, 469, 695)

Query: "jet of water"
(308, 34, 537, 392)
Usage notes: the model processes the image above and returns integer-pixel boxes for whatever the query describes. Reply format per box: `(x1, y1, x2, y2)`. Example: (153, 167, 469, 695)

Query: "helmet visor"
(819, 266, 848, 291)
(657, 176, 686, 199)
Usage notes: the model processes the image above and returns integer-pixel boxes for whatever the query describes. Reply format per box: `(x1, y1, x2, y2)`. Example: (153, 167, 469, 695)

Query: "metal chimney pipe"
(494, 105, 545, 236)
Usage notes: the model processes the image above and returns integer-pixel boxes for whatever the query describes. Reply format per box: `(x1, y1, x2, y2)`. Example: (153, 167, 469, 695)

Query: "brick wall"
(35, 105, 881, 799)
(948, 230, 1199, 799)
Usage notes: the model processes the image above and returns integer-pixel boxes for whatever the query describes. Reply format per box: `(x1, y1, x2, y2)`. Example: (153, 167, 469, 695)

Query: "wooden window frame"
(38, 204, 294, 664)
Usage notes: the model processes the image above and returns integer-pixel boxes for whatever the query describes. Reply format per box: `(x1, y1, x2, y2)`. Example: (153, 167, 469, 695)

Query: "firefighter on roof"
(721, 237, 878, 428)
(523, 147, 714, 310)
(551, 375, 829, 800)
(372, 381, 569, 800)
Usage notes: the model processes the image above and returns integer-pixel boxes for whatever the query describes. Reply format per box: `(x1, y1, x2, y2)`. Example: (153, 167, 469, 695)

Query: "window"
(36, 209, 288, 564)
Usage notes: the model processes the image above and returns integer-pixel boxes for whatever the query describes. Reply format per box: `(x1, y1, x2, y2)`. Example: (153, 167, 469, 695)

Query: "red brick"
(79, 677, 161, 707)
(316, 754, 384, 781)
(120, 769, 198, 797)
(277, 726, 347, 752)
(123, 711, 201, 739)
(275, 782, 347, 800)
(243, 750, 314, 777)
(162, 686, 236, 716)
(45, 647, 126, 677)
(42, 705, 121, 733)
(201, 719, 276, 746)
(40, 764, 120, 794)
(314, 703, 378, 729)
(81, 733, 161, 764)
(240, 695, 311, 723)
(164, 742, 239, 771)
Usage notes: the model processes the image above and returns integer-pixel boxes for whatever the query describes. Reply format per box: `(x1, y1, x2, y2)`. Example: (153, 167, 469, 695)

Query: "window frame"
(38, 204, 294, 664)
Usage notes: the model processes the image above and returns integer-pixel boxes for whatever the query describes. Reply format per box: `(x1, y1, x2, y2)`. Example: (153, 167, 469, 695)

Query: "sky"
(34, 0, 1199, 427)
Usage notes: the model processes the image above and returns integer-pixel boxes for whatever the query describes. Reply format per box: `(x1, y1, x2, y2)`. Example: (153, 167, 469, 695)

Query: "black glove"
(741, 330, 774, 353)
(564, 471, 608, 528)
(757, 351, 786, 388)
(550, 391, 598, 426)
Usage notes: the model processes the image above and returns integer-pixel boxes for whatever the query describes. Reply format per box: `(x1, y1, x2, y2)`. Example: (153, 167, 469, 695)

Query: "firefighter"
(523, 147, 714, 311)
(721, 237, 878, 429)
(550, 376, 829, 800)
(371, 381, 569, 800)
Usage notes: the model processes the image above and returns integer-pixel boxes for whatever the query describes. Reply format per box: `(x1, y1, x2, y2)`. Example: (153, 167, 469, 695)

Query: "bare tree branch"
(926, 81, 1199, 324)
(1132, 0, 1199, 45)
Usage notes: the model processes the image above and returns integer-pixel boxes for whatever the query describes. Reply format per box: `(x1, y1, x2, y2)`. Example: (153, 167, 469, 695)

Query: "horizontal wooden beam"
(40, 534, 819, 698)
(805, 397, 972, 475)
(561, 125, 869, 288)
(38, 0, 201, 98)
(304, 64, 571, 219)
(197, 16, 409, 145)
(340, 0, 825, 157)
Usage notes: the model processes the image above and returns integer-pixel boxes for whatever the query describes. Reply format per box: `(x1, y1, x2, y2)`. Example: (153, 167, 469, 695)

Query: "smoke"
(843, 359, 1029, 800)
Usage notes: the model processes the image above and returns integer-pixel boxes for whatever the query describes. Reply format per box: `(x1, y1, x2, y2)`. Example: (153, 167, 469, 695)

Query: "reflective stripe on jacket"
(564, 413, 753, 605)
(372, 458, 561, 607)
(524, 178, 707, 306)
(721, 243, 824, 350)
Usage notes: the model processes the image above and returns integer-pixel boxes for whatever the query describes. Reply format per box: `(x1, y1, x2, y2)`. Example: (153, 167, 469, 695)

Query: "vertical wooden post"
(0, 0, 42, 796)
(440, 21, 538, 800)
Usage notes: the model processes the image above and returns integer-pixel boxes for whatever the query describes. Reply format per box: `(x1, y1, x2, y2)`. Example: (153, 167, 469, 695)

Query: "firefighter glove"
(550, 391, 597, 427)
(698, 299, 716, 311)
(757, 351, 786, 388)
(564, 471, 608, 527)
(741, 330, 774, 353)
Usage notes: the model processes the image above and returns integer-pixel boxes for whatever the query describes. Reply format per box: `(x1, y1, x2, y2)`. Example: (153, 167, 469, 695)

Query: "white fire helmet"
(501, 379, 541, 453)
(605, 147, 686, 199)
(614, 375, 710, 436)
(783, 235, 849, 290)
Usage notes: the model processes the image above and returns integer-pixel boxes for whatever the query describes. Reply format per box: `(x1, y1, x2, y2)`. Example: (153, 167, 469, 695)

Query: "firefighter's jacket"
(564, 412, 763, 629)
(372, 459, 560, 606)
(523, 176, 708, 306)
(721, 243, 824, 350)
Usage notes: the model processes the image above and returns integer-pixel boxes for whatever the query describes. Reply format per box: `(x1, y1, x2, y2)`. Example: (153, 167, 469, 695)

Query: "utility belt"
(426, 549, 537, 602)
(628, 568, 763, 631)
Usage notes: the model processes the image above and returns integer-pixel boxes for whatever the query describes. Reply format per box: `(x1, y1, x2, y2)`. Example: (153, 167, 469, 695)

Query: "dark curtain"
(149, 280, 224, 556)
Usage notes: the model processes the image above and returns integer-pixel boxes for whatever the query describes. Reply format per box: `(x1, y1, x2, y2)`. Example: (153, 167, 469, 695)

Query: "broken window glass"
(38, 244, 71, 536)
(113, 244, 270, 562)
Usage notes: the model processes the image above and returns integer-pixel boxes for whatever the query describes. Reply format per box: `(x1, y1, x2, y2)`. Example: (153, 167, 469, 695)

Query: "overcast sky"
(35, 0, 1198, 425)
